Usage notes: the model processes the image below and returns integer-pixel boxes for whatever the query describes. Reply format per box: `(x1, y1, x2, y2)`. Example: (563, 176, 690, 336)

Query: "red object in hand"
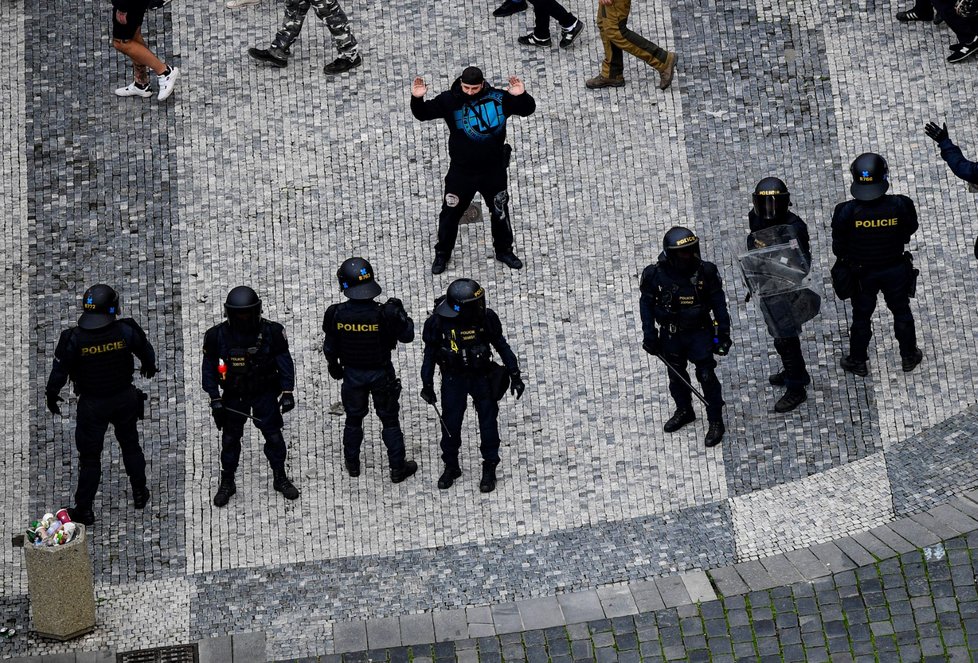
(218, 359, 227, 380)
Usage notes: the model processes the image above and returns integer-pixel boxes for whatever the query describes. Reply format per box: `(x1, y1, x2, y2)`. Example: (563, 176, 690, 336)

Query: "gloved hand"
(510, 373, 526, 400)
(139, 364, 158, 379)
(46, 393, 63, 415)
(327, 360, 344, 380)
(210, 398, 226, 430)
(279, 391, 296, 414)
(744, 292, 752, 304)
(642, 334, 660, 356)
(713, 332, 733, 356)
(924, 121, 949, 143)
(385, 297, 403, 309)
(420, 383, 437, 405)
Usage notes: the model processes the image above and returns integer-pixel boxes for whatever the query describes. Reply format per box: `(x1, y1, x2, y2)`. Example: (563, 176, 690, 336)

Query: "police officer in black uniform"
(45, 284, 157, 526)
(640, 228, 731, 447)
(420, 279, 525, 492)
(747, 177, 813, 413)
(831, 153, 923, 376)
(202, 286, 300, 507)
(322, 258, 418, 482)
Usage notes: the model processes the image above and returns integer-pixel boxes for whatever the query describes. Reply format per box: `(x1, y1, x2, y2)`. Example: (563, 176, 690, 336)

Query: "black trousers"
(436, 164, 514, 257)
(220, 391, 287, 474)
(913, 0, 978, 41)
(848, 261, 917, 363)
(773, 336, 811, 391)
(439, 371, 500, 468)
(660, 328, 725, 422)
(341, 365, 406, 469)
(74, 386, 145, 509)
(529, 0, 576, 38)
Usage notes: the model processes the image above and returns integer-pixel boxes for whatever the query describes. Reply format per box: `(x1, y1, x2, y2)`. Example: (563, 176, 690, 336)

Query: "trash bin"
(23, 523, 96, 640)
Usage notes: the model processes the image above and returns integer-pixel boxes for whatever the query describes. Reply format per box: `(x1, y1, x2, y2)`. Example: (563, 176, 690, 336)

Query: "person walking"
(586, 0, 677, 90)
(247, 0, 361, 74)
(111, 0, 179, 100)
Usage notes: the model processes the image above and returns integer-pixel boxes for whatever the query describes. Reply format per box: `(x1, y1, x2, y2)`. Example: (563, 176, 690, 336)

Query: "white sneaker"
(157, 67, 179, 101)
(114, 81, 153, 98)
(226, 0, 260, 7)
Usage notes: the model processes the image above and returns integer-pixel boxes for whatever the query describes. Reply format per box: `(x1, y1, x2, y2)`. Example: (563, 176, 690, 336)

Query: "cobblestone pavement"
(3, 0, 978, 658)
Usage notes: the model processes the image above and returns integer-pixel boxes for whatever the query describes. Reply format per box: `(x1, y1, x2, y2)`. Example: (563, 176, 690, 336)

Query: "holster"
(830, 258, 857, 300)
(136, 389, 148, 420)
(905, 252, 919, 298)
(487, 362, 511, 402)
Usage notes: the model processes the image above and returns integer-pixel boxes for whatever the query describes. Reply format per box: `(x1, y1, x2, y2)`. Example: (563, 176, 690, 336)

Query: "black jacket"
(420, 308, 519, 384)
(46, 318, 155, 398)
(410, 78, 536, 171)
(831, 194, 918, 269)
(639, 256, 731, 341)
(202, 320, 294, 399)
(746, 210, 812, 265)
(322, 298, 414, 369)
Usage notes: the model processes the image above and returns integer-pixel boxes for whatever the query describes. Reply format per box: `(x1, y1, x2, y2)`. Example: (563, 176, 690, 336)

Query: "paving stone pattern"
(4, 0, 978, 658)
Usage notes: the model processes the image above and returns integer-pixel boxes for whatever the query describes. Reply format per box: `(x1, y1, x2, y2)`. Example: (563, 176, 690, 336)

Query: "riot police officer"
(745, 177, 818, 413)
(831, 153, 923, 376)
(45, 284, 157, 526)
(420, 279, 525, 492)
(322, 258, 418, 482)
(202, 286, 300, 507)
(640, 228, 731, 447)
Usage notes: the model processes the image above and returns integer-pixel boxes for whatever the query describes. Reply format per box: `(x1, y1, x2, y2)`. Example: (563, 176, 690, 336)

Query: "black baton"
(656, 354, 709, 406)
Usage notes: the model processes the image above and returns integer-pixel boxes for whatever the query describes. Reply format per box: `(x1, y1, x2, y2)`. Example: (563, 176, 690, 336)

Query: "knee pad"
(378, 415, 400, 429)
(345, 415, 365, 429)
(444, 193, 461, 208)
(695, 365, 719, 389)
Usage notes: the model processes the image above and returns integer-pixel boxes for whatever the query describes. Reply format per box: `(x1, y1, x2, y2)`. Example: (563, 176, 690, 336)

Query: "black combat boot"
(345, 459, 361, 477)
(774, 389, 807, 413)
(704, 421, 725, 448)
(213, 472, 236, 507)
(390, 460, 418, 484)
(68, 505, 95, 527)
(273, 469, 300, 500)
(768, 370, 786, 386)
(902, 348, 923, 372)
(132, 484, 150, 509)
(663, 408, 696, 433)
(840, 356, 869, 377)
(438, 465, 462, 489)
(479, 461, 499, 493)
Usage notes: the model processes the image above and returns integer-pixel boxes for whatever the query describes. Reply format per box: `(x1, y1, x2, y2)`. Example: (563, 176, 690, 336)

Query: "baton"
(224, 405, 260, 422)
(655, 354, 709, 406)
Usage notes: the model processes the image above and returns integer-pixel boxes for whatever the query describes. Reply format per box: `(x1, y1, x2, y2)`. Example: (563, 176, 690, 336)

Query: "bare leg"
(113, 27, 167, 81)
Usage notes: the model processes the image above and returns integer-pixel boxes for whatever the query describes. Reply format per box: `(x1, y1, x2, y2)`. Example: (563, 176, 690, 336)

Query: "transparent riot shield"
(739, 224, 821, 338)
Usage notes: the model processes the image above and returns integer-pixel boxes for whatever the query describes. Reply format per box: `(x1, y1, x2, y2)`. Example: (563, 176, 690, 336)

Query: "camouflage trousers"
(271, 0, 359, 60)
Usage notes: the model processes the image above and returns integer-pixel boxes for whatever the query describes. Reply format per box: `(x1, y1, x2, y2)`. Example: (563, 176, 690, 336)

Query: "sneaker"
(249, 47, 288, 68)
(67, 506, 95, 527)
(345, 459, 361, 477)
(704, 421, 725, 448)
(324, 54, 362, 75)
(948, 37, 978, 63)
(495, 252, 523, 269)
(774, 389, 807, 413)
(901, 348, 923, 372)
(226, 0, 260, 7)
(663, 407, 696, 433)
(896, 8, 934, 20)
(492, 0, 528, 17)
(518, 33, 552, 47)
(658, 52, 678, 90)
(586, 74, 626, 89)
(132, 485, 150, 509)
(157, 67, 179, 101)
(768, 370, 786, 386)
(437, 465, 462, 489)
(114, 81, 153, 98)
(431, 253, 449, 275)
(559, 20, 584, 48)
(840, 356, 869, 377)
(391, 460, 418, 484)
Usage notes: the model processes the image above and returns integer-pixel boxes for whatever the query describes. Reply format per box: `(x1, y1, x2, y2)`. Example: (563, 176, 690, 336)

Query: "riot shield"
(739, 225, 821, 338)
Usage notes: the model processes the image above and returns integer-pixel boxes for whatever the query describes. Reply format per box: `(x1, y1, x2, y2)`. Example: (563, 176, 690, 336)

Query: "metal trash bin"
(23, 523, 96, 640)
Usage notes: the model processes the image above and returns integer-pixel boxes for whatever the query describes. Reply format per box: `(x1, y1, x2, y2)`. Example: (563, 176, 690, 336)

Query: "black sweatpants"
(436, 164, 514, 258)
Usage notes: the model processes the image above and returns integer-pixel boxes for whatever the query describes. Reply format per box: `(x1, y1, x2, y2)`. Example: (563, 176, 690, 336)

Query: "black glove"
(744, 292, 752, 304)
(139, 364, 158, 379)
(327, 360, 344, 380)
(713, 332, 733, 356)
(510, 373, 525, 400)
(210, 398, 226, 430)
(385, 297, 403, 309)
(421, 383, 437, 405)
(279, 392, 296, 414)
(46, 393, 63, 415)
(642, 334, 660, 356)
(924, 121, 949, 144)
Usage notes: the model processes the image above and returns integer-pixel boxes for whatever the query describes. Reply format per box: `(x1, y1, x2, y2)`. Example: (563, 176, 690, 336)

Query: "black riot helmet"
(224, 286, 262, 334)
(436, 278, 486, 319)
(663, 226, 702, 274)
(337, 257, 382, 300)
(78, 284, 120, 330)
(849, 153, 889, 201)
(752, 177, 791, 222)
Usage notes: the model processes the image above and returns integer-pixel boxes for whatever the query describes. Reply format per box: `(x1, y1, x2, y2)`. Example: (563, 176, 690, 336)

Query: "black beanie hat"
(460, 66, 484, 85)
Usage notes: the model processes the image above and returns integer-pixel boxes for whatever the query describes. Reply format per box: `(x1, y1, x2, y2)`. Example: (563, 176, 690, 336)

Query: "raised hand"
(412, 77, 427, 98)
(508, 76, 525, 96)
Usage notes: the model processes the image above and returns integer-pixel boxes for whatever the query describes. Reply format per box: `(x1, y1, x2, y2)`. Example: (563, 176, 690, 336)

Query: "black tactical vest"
(435, 319, 492, 372)
(218, 325, 279, 396)
(650, 265, 713, 331)
(332, 303, 391, 368)
(72, 324, 135, 396)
